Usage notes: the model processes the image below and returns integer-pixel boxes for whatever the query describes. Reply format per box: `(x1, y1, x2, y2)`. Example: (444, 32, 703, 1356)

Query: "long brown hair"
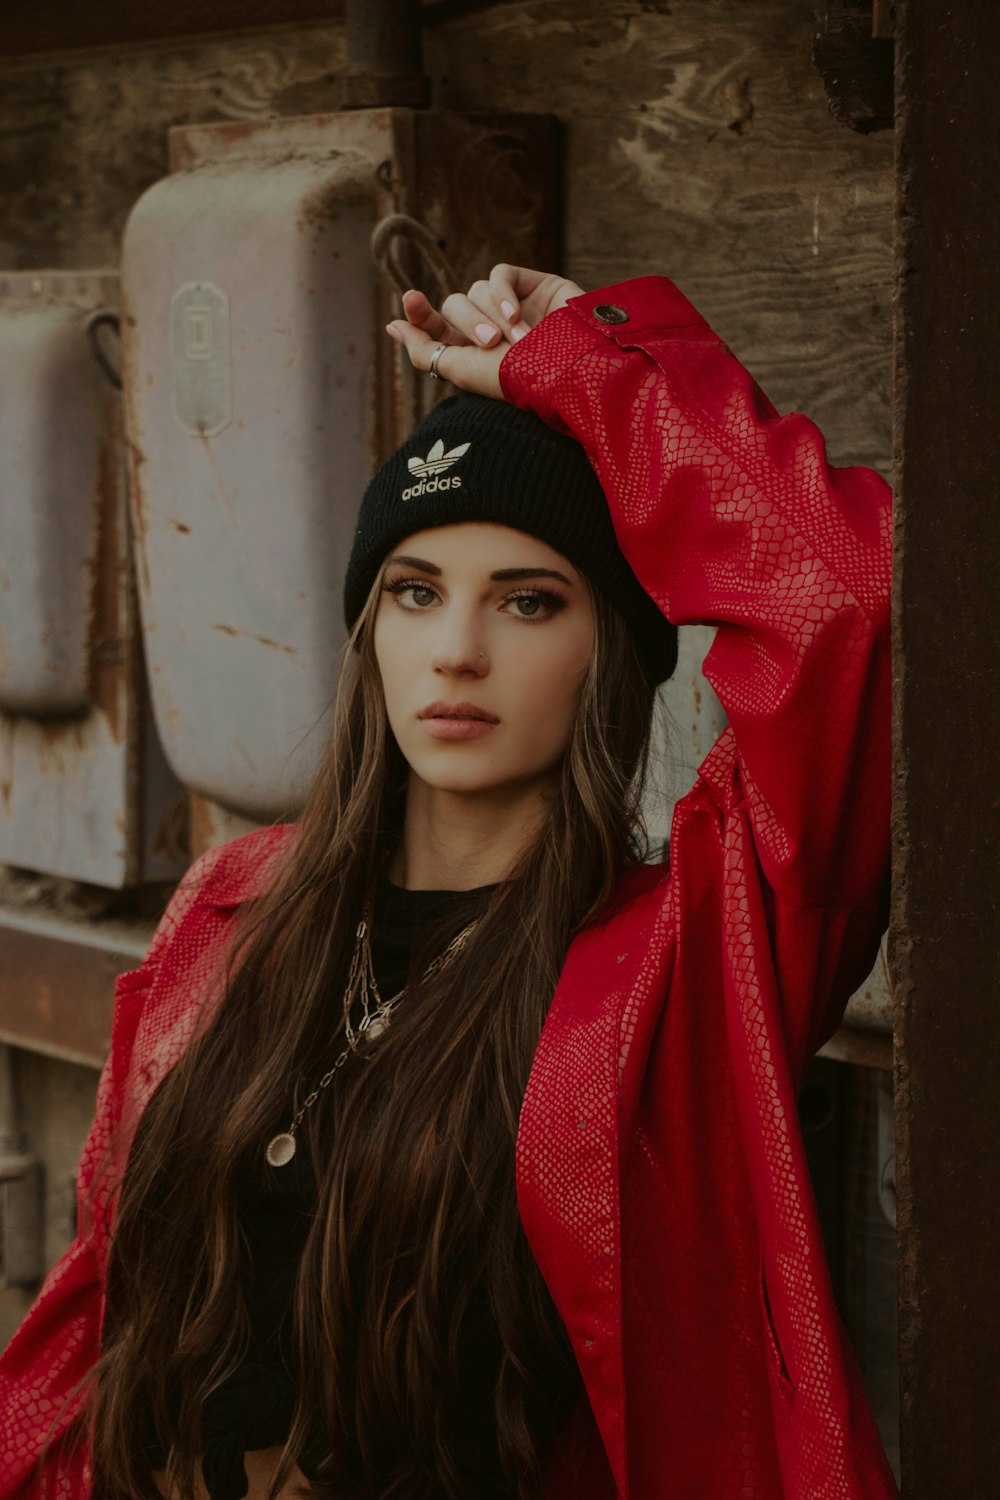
(88, 550, 660, 1499)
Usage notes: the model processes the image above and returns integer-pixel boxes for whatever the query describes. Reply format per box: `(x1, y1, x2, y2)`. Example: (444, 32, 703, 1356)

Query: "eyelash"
(381, 577, 568, 623)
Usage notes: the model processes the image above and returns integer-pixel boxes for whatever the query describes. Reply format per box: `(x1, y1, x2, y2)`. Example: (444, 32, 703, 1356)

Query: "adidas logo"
(408, 439, 471, 478)
(401, 439, 471, 500)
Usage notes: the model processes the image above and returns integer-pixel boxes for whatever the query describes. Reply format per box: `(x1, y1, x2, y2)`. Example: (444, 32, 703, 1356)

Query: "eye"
(502, 588, 567, 621)
(381, 578, 439, 609)
(380, 577, 568, 622)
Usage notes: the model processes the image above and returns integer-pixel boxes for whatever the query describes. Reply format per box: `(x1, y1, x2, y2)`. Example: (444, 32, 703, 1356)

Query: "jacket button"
(593, 304, 629, 324)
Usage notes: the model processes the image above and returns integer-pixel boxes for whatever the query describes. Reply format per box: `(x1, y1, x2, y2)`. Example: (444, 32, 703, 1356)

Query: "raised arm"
(499, 275, 892, 913)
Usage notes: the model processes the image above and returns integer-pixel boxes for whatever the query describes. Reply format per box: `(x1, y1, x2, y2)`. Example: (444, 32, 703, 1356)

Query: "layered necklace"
(265, 898, 481, 1168)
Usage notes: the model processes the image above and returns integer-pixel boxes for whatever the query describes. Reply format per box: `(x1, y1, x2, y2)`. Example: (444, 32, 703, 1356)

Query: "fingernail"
(510, 324, 528, 342)
(476, 322, 500, 344)
(501, 300, 516, 319)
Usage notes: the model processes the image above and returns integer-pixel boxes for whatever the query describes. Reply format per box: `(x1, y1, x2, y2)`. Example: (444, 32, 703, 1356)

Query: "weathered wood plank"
(427, 1, 893, 467)
(0, 2, 344, 59)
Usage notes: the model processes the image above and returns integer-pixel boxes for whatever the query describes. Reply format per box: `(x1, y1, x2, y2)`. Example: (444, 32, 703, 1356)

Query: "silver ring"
(428, 343, 448, 381)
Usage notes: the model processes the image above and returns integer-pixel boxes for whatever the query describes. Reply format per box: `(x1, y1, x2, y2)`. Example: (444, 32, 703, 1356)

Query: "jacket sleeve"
(0, 845, 231, 1498)
(501, 276, 891, 911)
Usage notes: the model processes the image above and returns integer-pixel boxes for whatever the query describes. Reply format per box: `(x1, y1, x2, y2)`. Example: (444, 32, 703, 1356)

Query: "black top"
(150, 868, 502, 1500)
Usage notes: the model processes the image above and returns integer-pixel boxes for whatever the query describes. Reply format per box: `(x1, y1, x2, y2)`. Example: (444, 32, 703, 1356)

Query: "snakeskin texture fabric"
(0, 276, 896, 1499)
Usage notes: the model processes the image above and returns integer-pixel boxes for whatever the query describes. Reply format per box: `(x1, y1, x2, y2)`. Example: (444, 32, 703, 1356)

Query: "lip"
(420, 717, 498, 741)
(418, 700, 500, 723)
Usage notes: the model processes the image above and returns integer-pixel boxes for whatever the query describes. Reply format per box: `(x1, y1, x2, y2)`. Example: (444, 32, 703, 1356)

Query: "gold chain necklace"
(264, 907, 481, 1168)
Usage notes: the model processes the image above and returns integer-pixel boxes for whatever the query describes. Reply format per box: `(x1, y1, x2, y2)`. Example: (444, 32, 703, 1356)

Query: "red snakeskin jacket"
(0, 277, 898, 1499)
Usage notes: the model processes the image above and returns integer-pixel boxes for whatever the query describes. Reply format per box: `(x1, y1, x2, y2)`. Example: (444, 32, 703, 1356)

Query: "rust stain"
(169, 518, 191, 535)
(212, 623, 297, 658)
(36, 733, 66, 775)
(0, 716, 13, 815)
(197, 434, 240, 532)
(206, 120, 259, 145)
(295, 179, 351, 235)
(126, 437, 152, 594)
(85, 430, 126, 746)
(36, 982, 53, 1025)
(188, 792, 219, 861)
(151, 792, 191, 865)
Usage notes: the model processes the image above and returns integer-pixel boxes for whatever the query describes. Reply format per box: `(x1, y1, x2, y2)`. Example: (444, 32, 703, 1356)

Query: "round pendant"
(366, 1015, 389, 1039)
(265, 1132, 297, 1168)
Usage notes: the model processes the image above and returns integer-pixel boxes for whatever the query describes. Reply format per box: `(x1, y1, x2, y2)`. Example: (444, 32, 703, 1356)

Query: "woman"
(0, 265, 897, 1499)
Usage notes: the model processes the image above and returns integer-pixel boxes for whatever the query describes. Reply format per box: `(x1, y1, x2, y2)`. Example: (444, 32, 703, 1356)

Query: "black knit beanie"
(343, 393, 677, 685)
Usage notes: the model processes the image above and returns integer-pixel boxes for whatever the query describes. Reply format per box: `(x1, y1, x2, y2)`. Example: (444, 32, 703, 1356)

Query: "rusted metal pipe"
(0, 907, 149, 1069)
(343, 0, 427, 109)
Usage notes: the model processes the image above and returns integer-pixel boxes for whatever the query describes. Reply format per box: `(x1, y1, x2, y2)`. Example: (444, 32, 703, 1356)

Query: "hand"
(385, 262, 585, 400)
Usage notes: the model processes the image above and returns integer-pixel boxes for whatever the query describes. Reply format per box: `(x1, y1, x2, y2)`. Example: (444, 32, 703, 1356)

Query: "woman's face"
(373, 523, 595, 797)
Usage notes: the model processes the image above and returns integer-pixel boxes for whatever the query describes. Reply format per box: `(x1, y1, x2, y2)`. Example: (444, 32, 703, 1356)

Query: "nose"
(429, 606, 489, 677)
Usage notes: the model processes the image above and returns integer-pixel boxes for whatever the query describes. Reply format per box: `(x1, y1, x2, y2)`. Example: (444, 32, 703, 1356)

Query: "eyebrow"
(387, 554, 576, 587)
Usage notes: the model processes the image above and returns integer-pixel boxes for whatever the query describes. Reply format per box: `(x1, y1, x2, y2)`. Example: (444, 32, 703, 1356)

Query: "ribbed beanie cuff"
(343, 393, 677, 685)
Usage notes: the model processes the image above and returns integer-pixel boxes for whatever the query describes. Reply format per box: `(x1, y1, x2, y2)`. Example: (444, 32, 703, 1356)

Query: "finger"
(440, 291, 504, 348)
(385, 320, 468, 385)
(460, 272, 524, 345)
(464, 276, 528, 346)
(385, 318, 441, 370)
(385, 318, 505, 399)
(488, 263, 548, 342)
(399, 289, 469, 346)
(488, 263, 523, 331)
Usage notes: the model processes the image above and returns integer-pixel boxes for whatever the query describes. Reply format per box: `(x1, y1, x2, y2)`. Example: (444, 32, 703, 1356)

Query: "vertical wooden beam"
(892, 0, 1000, 1491)
(872, 1, 897, 40)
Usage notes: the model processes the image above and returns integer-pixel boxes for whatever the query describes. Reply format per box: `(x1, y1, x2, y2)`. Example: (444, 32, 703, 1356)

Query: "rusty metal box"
(0, 271, 185, 887)
(121, 110, 559, 827)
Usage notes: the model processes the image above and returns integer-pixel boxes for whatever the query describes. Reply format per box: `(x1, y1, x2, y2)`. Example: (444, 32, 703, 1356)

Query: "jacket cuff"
(499, 275, 708, 425)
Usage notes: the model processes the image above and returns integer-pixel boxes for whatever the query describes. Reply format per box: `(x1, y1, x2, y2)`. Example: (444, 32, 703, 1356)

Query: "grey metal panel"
(0, 271, 187, 887)
(122, 143, 382, 820)
(641, 622, 729, 857)
(0, 280, 107, 716)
